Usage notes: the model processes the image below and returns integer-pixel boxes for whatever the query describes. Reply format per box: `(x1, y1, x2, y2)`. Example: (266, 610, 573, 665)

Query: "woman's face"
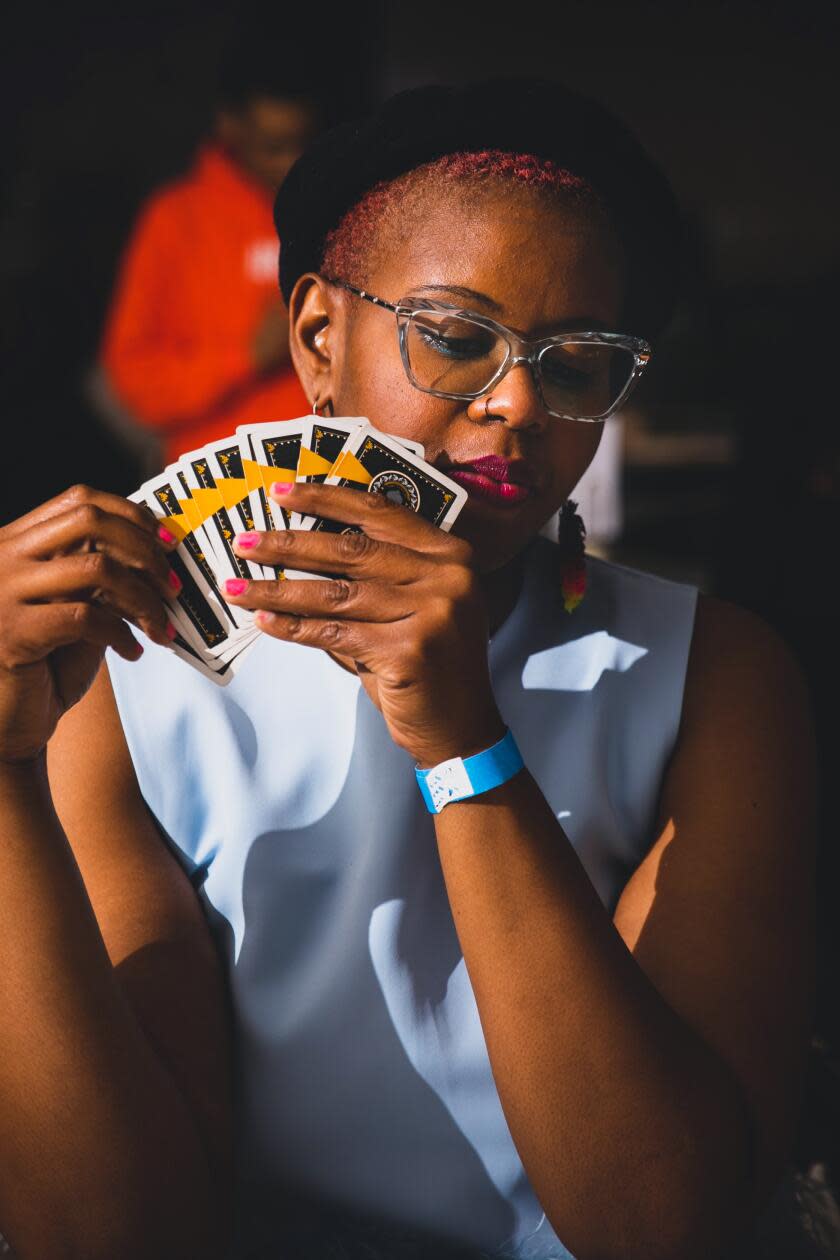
(302, 188, 624, 573)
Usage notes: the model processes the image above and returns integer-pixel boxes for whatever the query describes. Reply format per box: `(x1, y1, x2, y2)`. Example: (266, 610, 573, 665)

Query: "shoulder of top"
(582, 550, 699, 596)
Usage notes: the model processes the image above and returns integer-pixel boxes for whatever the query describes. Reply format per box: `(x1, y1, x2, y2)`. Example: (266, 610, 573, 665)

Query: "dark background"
(3, 0, 839, 1175)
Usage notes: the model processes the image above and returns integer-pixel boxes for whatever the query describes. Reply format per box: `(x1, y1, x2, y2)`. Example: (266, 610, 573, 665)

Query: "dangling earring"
(312, 398, 333, 418)
(557, 498, 587, 613)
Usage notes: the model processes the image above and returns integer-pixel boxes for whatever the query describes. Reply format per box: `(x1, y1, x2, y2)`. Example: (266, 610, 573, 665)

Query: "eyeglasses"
(324, 276, 652, 423)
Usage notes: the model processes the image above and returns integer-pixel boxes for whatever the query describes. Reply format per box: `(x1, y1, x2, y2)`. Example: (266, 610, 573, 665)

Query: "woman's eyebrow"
(411, 284, 612, 332)
(413, 284, 504, 312)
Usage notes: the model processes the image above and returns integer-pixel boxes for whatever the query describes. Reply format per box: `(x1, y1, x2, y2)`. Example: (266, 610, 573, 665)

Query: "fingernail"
(234, 531, 260, 549)
(225, 578, 249, 597)
(157, 525, 176, 544)
(165, 620, 177, 640)
(131, 640, 144, 659)
(167, 568, 182, 593)
(270, 481, 294, 496)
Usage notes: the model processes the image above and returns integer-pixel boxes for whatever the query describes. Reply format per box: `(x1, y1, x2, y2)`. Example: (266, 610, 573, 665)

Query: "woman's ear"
(287, 274, 340, 410)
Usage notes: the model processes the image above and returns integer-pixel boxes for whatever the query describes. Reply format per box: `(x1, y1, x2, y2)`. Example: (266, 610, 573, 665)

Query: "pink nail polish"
(165, 620, 177, 640)
(167, 568, 182, 593)
(158, 525, 176, 544)
(234, 532, 260, 549)
(271, 481, 294, 496)
(225, 578, 248, 596)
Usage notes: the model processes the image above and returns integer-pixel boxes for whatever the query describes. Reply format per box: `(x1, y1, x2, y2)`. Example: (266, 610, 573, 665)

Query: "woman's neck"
(482, 546, 529, 638)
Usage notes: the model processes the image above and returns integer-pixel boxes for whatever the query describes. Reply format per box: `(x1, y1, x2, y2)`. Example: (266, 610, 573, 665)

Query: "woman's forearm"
(0, 756, 224, 1260)
(433, 767, 754, 1260)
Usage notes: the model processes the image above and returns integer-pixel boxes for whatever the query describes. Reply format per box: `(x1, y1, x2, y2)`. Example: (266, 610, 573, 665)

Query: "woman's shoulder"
(685, 590, 811, 716)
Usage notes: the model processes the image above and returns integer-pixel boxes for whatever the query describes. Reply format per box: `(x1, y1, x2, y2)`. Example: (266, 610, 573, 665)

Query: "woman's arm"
(0, 664, 233, 1260)
(432, 594, 817, 1260)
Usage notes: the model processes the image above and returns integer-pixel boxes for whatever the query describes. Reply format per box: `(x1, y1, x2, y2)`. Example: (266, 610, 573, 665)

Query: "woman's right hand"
(0, 484, 180, 765)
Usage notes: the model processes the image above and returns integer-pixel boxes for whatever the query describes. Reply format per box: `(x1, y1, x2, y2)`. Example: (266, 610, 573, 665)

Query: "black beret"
(274, 77, 695, 340)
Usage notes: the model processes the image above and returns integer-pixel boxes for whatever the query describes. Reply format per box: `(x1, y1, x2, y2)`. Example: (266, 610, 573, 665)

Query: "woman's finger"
(266, 480, 473, 560)
(16, 552, 177, 647)
(1, 483, 167, 545)
(3, 601, 144, 666)
(222, 575, 415, 624)
(232, 526, 424, 582)
(251, 608, 390, 665)
(12, 502, 180, 599)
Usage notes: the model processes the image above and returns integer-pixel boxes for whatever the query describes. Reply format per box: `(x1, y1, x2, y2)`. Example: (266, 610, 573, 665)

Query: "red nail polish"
(234, 532, 260, 549)
(271, 481, 294, 496)
(157, 525, 176, 544)
(167, 568, 182, 593)
(225, 578, 248, 596)
(165, 620, 177, 640)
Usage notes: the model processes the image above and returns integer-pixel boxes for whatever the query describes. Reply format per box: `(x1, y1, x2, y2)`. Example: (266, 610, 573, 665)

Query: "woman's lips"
(446, 469, 533, 506)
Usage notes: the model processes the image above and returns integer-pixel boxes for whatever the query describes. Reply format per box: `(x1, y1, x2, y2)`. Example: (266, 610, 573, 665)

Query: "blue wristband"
(415, 728, 524, 814)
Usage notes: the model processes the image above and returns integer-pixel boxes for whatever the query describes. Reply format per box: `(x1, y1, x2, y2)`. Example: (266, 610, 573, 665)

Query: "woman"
(0, 80, 816, 1260)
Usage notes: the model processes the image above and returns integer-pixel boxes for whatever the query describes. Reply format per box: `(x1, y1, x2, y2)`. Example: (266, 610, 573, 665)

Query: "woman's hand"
(0, 485, 180, 764)
(227, 481, 506, 767)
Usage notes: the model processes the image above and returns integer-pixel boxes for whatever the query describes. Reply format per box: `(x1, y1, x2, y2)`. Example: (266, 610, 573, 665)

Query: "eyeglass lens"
(405, 310, 635, 419)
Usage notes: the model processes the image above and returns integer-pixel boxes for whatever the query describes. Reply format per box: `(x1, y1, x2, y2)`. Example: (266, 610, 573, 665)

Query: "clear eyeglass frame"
(323, 275, 652, 423)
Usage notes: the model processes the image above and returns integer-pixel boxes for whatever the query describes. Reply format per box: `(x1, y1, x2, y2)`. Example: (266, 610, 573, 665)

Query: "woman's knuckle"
(338, 530, 371, 561)
(447, 563, 478, 602)
(364, 491, 391, 515)
(319, 620, 345, 646)
(426, 594, 454, 627)
(65, 483, 95, 506)
(273, 531, 296, 555)
(74, 502, 104, 535)
(71, 602, 94, 632)
(326, 579, 352, 608)
(450, 536, 475, 566)
(81, 550, 109, 583)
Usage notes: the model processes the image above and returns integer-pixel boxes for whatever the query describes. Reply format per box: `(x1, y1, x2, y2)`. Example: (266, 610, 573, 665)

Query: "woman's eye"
(417, 328, 493, 359)
(541, 360, 592, 388)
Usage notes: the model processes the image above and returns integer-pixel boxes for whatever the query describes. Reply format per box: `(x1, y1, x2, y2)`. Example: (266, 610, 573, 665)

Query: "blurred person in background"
(97, 52, 316, 468)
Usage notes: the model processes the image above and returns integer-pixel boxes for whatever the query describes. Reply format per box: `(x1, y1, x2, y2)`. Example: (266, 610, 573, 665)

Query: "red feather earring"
(557, 499, 587, 612)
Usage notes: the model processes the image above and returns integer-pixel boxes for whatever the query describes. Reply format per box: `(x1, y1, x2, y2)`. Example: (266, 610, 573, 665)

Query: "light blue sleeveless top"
(107, 537, 697, 1259)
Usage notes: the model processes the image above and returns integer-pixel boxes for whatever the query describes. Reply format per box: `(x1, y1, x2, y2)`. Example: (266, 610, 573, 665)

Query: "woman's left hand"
(227, 481, 506, 767)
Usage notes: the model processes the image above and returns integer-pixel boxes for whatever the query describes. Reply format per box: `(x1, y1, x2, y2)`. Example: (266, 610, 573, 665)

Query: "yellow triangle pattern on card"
(189, 486, 225, 519)
(242, 458, 266, 493)
(217, 477, 248, 510)
(297, 446, 333, 478)
(329, 450, 372, 485)
(176, 496, 204, 532)
(160, 512, 191, 541)
(259, 464, 296, 495)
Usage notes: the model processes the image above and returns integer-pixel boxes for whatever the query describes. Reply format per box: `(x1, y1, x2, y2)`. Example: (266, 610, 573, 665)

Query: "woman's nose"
(468, 360, 549, 430)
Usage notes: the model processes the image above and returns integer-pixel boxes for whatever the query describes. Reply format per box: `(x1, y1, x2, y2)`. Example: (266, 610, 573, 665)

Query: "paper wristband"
(415, 728, 524, 814)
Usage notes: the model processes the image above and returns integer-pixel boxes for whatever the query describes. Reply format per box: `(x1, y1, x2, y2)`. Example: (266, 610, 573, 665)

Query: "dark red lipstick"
(445, 455, 537, 506)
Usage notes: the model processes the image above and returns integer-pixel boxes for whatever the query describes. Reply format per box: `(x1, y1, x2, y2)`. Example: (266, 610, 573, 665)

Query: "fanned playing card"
(203, 437, 273, 579)
(129, 481, 245, 683)
(237, 419, 307, 534)
(312, 424, 465, 532)
(177, 448, 261, 607)
(292, 418, 425, 530)
(291, 417, 366, 529)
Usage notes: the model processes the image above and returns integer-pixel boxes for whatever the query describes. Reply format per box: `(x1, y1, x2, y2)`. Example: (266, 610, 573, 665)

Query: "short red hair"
(320, 149, 602, 285)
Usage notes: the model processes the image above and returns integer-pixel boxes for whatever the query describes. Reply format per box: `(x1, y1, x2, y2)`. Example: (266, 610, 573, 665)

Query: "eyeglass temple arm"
(322, 277, 400, 314)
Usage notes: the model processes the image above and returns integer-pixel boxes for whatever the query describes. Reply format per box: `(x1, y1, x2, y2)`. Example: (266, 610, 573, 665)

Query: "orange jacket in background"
(100, 144, 309, 466)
